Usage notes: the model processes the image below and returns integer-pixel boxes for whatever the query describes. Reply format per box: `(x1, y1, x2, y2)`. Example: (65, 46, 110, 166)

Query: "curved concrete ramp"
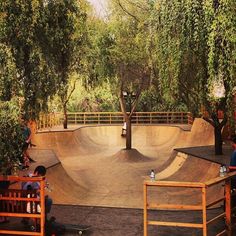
(30, 118, 221, 208)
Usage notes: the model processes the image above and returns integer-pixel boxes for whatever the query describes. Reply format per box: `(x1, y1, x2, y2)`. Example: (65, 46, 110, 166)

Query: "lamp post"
(122, 91, 136, 150)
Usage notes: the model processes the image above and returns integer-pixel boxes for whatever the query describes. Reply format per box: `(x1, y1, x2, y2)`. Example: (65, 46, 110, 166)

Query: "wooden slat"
(147, 203, 202, 210)
(207, 212, 225, 225)
(0, 230, 41, 235)
(1, 197, 39, 201)
(0, 176, 44, 182)
(206, 197, 225, 208)
(205, 172, 236, 186)
(0, 212, 41, 218)
(215, 229, 227, 236)
(147, 220, 203, 228)
(144, 180, 204, 188)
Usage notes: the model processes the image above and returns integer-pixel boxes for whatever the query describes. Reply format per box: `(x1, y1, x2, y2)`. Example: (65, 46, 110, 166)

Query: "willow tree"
(0, 100, 24, 174)
(153, 0, 235, 155)
(0, 0, 58, 119)
(0, 44, 18, 101)
(204, 0, 236, 154)
(0, 45, 24, 173)
(40, 0, 87, 129)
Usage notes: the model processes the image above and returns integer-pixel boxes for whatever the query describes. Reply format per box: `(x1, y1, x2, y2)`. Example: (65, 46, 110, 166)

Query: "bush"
(0, 100, 24, 174)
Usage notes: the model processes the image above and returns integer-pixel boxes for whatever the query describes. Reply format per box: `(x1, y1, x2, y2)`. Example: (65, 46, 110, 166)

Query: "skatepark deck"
(24, 118, 232, 208)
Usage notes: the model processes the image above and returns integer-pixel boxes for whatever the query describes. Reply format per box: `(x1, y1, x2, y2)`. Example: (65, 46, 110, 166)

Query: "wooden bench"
(0, 175, 46, 236)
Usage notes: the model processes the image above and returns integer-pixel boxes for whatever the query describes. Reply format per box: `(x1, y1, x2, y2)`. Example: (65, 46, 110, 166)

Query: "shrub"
(0, 100, 24, 174)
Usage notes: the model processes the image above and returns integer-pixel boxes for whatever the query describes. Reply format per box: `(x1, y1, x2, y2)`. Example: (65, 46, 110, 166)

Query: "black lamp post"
(123, 91, 136, 113)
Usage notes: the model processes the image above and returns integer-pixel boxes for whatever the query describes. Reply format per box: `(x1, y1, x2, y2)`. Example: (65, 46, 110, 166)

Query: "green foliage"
(54, 79, 119, 112)
(41, 0, 86, 73)
(81, 19, 115, 88)
(39, 0, 87, 124)
(137, 86, 187, 112)
(206, 0, 236, 119)
(151, 0, 235, 119)
(103, 1, 152, 92)
(0, 0, 58, 119)
(0, 99, 24, 173)
(0, 43, 18, 100)
(154, 0, 208, 114)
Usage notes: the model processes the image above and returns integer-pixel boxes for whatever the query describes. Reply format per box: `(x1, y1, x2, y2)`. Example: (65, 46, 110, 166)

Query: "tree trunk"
(126, 118, 132, 150)
(214, 125, 223, 155)
(63, 105, 68, 129)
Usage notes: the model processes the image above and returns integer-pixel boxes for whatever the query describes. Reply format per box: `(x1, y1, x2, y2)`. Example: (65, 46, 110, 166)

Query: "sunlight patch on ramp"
(156, 152, 188, 180)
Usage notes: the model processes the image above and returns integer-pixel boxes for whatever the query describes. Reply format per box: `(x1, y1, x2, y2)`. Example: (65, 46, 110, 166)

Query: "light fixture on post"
(123, 91, 136, 113)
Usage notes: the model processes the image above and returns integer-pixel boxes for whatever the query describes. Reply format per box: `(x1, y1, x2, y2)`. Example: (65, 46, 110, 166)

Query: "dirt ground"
(47, 204, 228, 236)
(0, 200, 233, 235)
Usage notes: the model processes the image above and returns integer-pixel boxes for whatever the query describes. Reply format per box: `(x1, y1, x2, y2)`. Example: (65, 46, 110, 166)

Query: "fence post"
(143, 183, 148, 236)
(202, 185, 207, 236)
(225, 179, 232, 236)
(40, 178, 45, 236)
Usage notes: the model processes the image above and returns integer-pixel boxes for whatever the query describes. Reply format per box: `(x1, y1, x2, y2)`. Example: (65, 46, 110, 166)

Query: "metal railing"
(143, 172, 236, 236)
(37, 112, 193, 130)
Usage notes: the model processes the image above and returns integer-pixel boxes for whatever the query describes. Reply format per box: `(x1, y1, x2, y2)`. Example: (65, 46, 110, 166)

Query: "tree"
(151, 0, 236, 154)
(203, 0, 236, 154)
(0, 44, 18, 101)
(0, 100, 24, 174)
(40, 0, 87, 129)
(0, 0, 58, 119)
(103, 0, 152, 149)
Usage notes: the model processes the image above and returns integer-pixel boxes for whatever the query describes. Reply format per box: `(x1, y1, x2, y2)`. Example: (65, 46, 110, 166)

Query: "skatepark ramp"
(29, 118, 223, 209)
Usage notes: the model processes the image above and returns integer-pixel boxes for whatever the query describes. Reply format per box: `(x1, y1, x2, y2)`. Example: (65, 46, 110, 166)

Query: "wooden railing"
(0, 176, 46, 236)
(37, 112, 193, 130)
(37, 113, 61, 130)
(143, 172, 236, 236)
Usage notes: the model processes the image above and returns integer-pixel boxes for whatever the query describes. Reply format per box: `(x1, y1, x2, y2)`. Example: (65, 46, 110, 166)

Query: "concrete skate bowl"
(32, 118, 222, 208)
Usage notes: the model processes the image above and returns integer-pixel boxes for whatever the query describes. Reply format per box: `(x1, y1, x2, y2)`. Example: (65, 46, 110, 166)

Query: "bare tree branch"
(116, 0, 140, 22)
(65, 80, 76, 105)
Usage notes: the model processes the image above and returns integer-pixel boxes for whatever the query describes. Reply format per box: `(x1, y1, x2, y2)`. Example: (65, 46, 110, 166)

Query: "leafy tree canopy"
(0, 0, 58, 119)
(0, 99, 24, 173)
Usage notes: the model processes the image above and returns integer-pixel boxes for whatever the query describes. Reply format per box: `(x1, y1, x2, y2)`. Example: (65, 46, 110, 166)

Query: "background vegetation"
(0, 0, 235, 169)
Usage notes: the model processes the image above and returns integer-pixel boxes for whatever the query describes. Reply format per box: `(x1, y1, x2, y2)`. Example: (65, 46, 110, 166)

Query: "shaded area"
(0, 205, 225, 236)
(175, 145, 233, 165)
(48, 204, 226, 236)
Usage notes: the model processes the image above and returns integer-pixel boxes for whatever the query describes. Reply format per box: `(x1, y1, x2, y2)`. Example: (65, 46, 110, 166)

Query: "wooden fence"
(0, 175, 46, 236)
(37, 112, 193, 130)
(144, 172, 236, 236)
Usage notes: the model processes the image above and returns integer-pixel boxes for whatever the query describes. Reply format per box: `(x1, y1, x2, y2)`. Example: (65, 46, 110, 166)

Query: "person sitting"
(21, 165, 53, 226)
(121, 122, 127, 136)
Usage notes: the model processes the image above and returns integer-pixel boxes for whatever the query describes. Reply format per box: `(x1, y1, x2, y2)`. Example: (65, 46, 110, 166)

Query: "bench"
(0, 175, 46, 236)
